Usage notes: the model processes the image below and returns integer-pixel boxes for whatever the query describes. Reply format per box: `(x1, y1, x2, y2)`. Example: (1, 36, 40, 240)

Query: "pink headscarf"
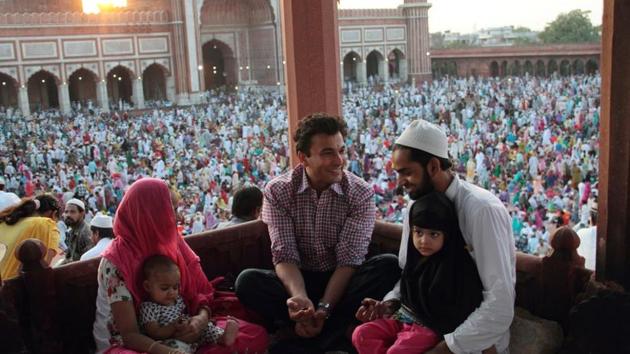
(102, 178, 214, 313)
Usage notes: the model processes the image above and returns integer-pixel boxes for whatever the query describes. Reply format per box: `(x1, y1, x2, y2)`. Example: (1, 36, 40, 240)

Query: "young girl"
(140, 255, 239, 354)
(352, 192, 491, 354)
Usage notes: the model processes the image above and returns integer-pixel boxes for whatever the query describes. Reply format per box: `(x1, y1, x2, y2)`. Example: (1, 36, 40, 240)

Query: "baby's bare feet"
(221, 318, 239, 347)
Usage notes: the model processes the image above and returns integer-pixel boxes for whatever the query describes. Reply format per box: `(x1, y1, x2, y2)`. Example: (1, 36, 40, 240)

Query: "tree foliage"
(513, 26, 532, 33)
(539, 10, 600, 44)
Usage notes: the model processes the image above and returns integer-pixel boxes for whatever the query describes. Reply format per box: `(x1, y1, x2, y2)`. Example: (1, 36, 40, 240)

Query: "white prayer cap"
(66, 198, 85, 211)
(90, 213, 113, 229)
(395, 119, 449, 159)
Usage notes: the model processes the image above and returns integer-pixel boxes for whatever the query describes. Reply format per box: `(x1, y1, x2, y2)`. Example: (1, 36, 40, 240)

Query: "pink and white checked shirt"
(262, 164, 375, 271)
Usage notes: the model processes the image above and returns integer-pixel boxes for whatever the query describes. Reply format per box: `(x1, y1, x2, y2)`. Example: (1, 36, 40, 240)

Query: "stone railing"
(430, 43, 602, 59)
(338, 8, 403, 19)
(0, 10, 170, 26)
(0, 220, 594, 353)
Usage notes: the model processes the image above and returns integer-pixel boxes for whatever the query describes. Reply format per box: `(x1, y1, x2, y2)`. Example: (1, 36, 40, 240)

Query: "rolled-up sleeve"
(445, 205, 515, 353)
(261, 185, 300, 266)
(334, 187, 375, 267)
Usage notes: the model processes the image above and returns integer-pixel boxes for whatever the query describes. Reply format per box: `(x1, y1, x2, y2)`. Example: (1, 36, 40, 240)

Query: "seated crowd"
(0, 75, 601, 261)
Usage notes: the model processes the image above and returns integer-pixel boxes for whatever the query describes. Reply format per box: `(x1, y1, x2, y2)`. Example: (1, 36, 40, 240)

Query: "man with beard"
(359, 120, 515, 354)
(61, 198, 92, 264)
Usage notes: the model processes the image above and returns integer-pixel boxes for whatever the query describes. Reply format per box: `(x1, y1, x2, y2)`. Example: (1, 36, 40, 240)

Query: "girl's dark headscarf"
(400, 192, 483, 336)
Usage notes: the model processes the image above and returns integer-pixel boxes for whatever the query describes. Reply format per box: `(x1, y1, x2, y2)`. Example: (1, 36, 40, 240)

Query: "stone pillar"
(237, 62, 243, 84)
(96, 81, 109, 113)
(400, 59, 409, 82)
(381, 58, 389, 83)
(58, 83, 71, 115)
(402, 0, 432, 83)
(171, 0, 193, 105)
(357, 60, 367, 86)
(340, 61, 345, 89)
(598, 0, 630, 289)
(18, 86, 30, 116)
(132, 78, 145, 109)
(281, 0, 341, 166)
(185, 0, 201, 102)
(270, 0, 285, 85)
(166, 76, 176, 103)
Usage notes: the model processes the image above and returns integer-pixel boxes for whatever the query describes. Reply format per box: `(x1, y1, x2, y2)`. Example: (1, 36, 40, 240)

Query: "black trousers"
(235, 254, 400, 352)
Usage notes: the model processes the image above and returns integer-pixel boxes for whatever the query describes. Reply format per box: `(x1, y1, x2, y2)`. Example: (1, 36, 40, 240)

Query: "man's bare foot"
(220, 318, 239, 347)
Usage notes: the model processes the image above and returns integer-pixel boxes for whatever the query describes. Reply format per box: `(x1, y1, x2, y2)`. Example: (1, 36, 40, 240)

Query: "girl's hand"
(355, 298, 381, 322)
(355, 298, 400, 322)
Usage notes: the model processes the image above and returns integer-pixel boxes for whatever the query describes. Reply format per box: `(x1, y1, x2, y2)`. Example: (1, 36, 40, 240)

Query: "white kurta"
(384, 175, 516, 354)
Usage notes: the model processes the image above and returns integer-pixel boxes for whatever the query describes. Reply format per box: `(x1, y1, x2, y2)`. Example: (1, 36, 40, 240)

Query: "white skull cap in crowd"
(90, 213, 113, 229)
(66, 198, 86, 211)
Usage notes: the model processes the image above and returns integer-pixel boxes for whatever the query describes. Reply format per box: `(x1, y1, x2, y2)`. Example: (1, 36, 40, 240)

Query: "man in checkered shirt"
(236, 113, 399, 352)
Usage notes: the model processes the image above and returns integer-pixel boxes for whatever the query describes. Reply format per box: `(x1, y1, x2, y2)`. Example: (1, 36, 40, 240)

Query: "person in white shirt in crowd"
(576, 201, 597, 271)
(0, 177, 20, 212)
(80, 213, 114, 261)
(362, 120, 515, 354)
(191, 212, 206, 234)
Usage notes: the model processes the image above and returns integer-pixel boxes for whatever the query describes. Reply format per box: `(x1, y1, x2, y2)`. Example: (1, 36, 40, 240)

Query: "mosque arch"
(535, 60, 546, 77)
(439, 62, 448, 78)
(560, 59, 571, 76)
(0, 72, 18, 108)
(27, 70, 59, 110)
(366, 50, 384, 80)
(448, 61, 458, 76)
(343, 51, 362, 82)
(500, 61, 508, 77)
(548, 60, 558, 76)
(26, 68, 61, 85)
(142, 63, 168, 101)
(431, 61, 440, 79)
(202, 39, 237, 88)
(68, 68, 98, 107)
(586, 59, 598, 75)
(388, 48, 405, 78)
(573, 59, 585, 75)
(489, 61, 499, 77)
(523, 60, 534, 76)
(107, 65, 133, 107)
(510, 60, 521, 76)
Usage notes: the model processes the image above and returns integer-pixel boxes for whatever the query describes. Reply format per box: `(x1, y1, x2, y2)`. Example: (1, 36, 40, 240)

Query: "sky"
(338, 0, 603, 34)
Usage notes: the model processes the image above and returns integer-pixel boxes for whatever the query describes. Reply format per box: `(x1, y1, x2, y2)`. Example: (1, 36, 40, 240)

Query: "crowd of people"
(0, 73, 600, 263)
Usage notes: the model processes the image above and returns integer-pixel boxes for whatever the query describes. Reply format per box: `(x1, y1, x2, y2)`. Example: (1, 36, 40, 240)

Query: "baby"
(140, 255, 238, 353)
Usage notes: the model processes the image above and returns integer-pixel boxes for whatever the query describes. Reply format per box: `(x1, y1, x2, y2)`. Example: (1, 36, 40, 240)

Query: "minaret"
(402, 0, 432, 84)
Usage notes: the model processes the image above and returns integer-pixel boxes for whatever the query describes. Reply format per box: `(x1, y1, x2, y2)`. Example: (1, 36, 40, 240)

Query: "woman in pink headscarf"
(93, 178, 268, 354)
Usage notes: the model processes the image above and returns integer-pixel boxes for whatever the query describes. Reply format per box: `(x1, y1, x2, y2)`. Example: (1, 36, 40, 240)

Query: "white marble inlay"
(102, 38, 133, 55)
(64, 40, 97, 57)
(22, 42, 57, 59)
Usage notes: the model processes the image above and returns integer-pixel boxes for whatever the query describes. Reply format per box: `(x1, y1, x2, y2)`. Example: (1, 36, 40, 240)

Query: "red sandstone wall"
(0, 0, 171, 13)
(338, 8, 406, 27)
(430, 44, 601, 59)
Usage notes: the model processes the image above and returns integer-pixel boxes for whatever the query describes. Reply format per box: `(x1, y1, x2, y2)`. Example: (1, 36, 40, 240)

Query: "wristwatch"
(317, 301, 332, 319)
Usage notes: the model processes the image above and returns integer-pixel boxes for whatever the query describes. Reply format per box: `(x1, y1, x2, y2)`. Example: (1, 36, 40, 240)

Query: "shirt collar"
(297, 166, 345, 196)
(444, 173, 459, 201)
